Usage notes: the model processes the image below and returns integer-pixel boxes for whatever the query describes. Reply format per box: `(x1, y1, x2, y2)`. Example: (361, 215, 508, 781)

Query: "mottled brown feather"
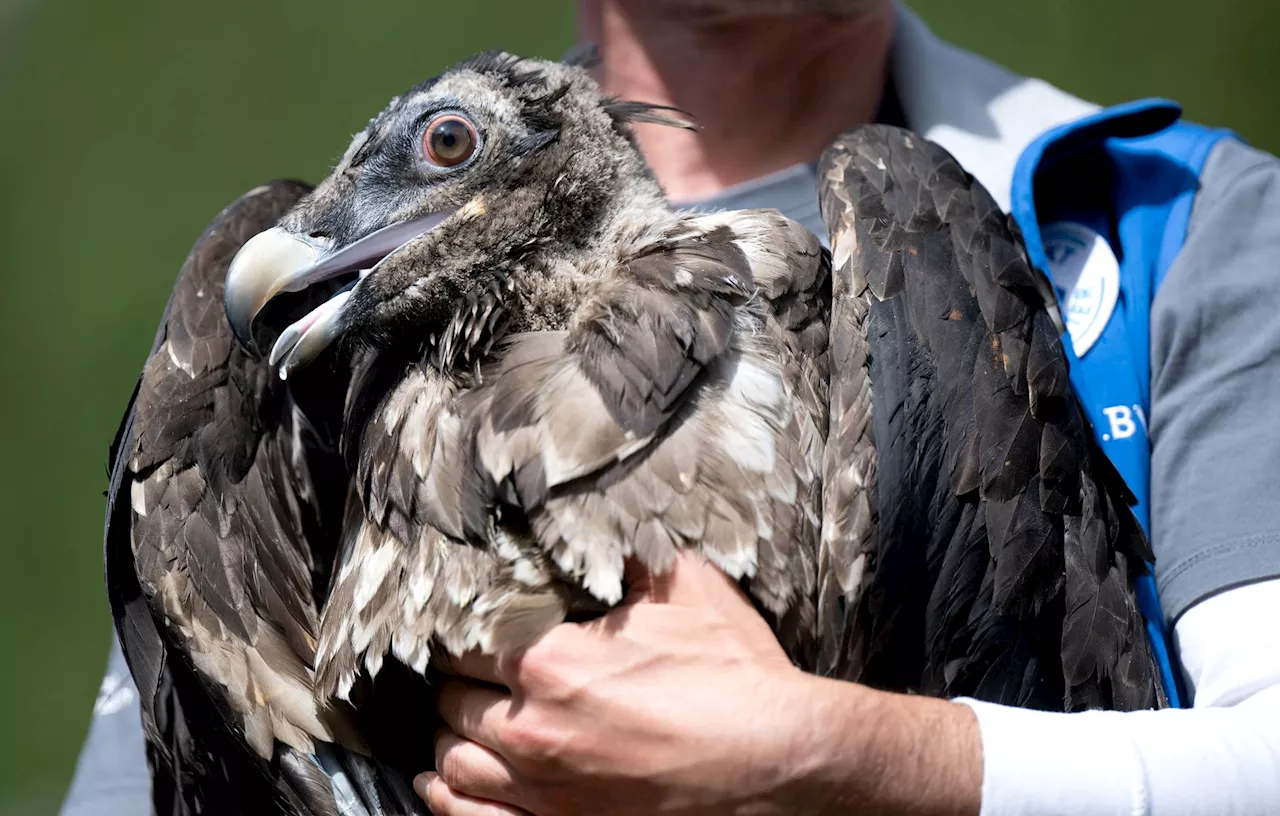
(315, 210, 829, 693)
(106, 182, 425, 814)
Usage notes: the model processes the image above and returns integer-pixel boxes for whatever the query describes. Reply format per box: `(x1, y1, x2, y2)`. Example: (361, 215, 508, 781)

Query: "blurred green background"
(1, 1, 1277, 812)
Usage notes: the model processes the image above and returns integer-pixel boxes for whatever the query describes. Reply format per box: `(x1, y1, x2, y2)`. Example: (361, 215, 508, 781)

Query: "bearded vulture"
(104, 51, 1161, 815)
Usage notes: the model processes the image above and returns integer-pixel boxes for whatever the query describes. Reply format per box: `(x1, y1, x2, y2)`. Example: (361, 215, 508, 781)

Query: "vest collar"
(892, 5, 1100, 212)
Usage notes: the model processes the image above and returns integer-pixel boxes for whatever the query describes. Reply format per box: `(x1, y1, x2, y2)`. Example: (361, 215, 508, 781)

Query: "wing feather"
(106, 181, 423, 814)
(817, 125, 1160, 710)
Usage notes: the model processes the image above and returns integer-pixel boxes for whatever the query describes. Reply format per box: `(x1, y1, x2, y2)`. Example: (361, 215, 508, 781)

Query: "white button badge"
(1042, 221, 1121, 358)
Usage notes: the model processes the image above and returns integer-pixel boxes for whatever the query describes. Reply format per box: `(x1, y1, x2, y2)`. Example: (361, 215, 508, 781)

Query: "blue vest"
(1009, 99, 1239, 708)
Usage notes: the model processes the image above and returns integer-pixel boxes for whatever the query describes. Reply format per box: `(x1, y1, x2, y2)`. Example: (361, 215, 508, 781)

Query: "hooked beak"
(223, 210, 453, 376)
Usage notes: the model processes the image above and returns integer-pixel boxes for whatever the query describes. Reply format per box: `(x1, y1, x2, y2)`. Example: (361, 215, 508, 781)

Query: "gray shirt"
(1150, 138, 1280, 622)
(61, 138, 1280, 815)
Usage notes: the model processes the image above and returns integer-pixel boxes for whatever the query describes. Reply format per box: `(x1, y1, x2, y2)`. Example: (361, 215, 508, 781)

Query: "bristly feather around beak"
(223, 211, 454, 376)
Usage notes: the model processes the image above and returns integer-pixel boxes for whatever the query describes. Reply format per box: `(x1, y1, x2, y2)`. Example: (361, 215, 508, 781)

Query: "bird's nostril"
(309, 230, 331, 240)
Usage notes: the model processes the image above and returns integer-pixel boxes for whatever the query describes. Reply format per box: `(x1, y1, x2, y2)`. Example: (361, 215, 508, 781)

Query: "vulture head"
(225, 52, 687, 377)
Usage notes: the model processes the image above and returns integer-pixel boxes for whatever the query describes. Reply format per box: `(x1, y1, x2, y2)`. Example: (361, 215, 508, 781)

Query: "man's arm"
(60, 634, 151, 816)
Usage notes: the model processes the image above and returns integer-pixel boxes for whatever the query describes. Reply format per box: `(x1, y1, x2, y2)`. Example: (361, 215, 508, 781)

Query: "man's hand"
(418, 552, 982, 816)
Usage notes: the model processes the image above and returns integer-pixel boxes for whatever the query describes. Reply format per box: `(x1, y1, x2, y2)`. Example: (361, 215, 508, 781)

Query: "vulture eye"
(422, 115, 478, 167)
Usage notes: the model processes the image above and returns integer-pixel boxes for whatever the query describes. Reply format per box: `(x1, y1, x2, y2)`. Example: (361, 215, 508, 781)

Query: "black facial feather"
(454, 49, 527, 80)
(523, 83, 571, 131)
(510, 129, 560, 157)
(560, 41, 601, 69)
(602, 99, 699, 131)
(346, 129, 383, 170)
(347, 90, 429, 171)
(509, 83, 569, 157)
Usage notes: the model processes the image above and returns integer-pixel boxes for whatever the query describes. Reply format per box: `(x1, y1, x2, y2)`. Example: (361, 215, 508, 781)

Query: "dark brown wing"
(105, 181, 423, 814)
(816, 125, 1160, 711)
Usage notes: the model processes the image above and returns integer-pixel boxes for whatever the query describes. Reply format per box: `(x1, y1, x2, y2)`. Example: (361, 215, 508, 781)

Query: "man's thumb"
(621, 551, 744, 606)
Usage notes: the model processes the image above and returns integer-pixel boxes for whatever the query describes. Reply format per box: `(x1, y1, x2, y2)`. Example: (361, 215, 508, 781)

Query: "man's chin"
(656, 0, 890, 18)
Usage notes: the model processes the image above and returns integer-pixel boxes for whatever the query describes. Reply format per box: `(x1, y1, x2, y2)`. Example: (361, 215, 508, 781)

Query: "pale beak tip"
(223, 227, 320, 352)
(224, 288, 260, 351)
(270, 287, 354, 380)
(267, 324, 298, 368)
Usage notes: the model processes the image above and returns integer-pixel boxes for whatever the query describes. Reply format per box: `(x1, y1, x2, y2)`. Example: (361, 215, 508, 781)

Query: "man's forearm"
(795, 674, 982, 816)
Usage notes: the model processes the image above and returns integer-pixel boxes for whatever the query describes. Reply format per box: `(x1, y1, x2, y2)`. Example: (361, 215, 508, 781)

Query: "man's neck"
(579, 1, 896, 202)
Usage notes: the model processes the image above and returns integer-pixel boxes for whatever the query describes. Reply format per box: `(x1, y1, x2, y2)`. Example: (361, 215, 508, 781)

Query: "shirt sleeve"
(960, 577, 1280, 816)
(59, 634, 151, 816)
(1149, 137, 1280, 622)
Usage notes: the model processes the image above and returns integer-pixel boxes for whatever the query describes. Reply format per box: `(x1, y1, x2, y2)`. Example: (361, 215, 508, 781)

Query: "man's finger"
(437, 679, 515, 754)
(433, 728, 528, 807)
(622, 550, 753, 607)
(449, 648, 511, 687)
(414, 772, 533, 816)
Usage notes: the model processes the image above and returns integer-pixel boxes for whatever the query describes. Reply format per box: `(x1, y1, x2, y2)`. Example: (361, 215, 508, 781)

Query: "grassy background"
(2, 1, 1277, 812)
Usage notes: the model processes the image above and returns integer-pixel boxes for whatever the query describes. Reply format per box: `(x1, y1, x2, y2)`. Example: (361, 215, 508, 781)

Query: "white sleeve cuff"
(957, 577, 1280, 816)
(957, 698, 1148, 816)
(960, 687, 1280, 816)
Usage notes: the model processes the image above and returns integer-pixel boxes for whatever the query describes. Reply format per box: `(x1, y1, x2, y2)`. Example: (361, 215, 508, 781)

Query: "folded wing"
(106, 181, 423, 814)
(816, 125, 1160, 711)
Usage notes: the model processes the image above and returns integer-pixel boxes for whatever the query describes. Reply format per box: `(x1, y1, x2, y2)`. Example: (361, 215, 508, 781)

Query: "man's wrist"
(783, 674, 983, 816)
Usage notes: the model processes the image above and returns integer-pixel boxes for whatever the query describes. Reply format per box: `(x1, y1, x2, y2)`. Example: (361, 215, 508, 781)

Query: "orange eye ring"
(422, 115, 478, 167)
